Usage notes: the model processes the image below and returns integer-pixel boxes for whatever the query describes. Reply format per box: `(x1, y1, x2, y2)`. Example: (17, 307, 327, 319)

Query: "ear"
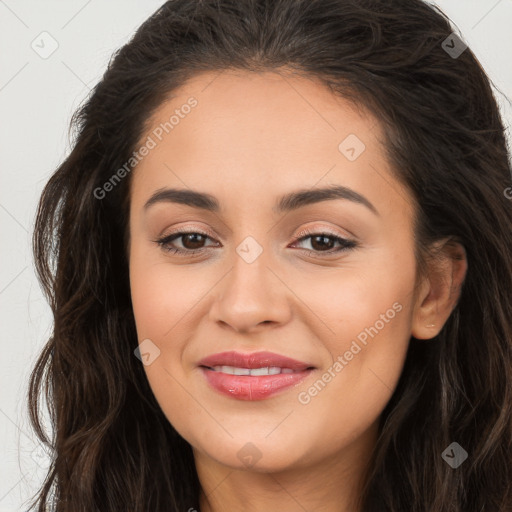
(411, 238, 468, 340)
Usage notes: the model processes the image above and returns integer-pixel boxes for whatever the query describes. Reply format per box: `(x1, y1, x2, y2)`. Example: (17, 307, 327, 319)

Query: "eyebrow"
(143, 185, 379, 216)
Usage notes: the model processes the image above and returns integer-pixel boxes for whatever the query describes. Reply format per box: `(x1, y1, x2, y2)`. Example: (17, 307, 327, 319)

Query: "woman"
(27, 0, 512, 510)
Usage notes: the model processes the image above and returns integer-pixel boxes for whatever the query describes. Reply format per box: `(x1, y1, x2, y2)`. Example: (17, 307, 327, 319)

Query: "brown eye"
(155, 231, 219, 255)
(179, 233, 208, 250)
(291, 231, 358, 256)
(309, 234, 336, 251)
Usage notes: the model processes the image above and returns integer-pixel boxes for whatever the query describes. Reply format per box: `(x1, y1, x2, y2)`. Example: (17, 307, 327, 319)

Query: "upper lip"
(198, 351, 315, 371)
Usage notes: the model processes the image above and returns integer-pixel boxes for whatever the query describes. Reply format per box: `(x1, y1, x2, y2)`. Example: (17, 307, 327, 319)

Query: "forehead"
(141, 69, 382, 153)
(130, 69, 412, 226)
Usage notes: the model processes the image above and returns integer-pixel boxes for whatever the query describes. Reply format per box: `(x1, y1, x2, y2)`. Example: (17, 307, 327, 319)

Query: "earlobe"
(411, 239, 468, 340)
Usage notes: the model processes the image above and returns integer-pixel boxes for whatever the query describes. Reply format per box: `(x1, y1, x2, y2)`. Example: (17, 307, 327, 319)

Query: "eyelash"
(154, 227, 358, 258)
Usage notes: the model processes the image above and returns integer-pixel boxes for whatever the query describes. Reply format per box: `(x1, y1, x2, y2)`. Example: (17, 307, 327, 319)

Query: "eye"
(289, 228, 358, 257)
(154, 230, 219, 255)
(153, 228, 358, 257)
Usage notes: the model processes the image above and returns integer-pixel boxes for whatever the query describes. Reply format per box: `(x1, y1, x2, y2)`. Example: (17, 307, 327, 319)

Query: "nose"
(208, 245, 292, 334)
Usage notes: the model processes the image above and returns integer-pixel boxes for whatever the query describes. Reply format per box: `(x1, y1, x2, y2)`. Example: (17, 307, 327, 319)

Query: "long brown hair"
(27, 0, 512, 510)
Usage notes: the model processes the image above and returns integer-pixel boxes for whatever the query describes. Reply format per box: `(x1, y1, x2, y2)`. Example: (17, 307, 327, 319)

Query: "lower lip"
(200, 367, 313, 400)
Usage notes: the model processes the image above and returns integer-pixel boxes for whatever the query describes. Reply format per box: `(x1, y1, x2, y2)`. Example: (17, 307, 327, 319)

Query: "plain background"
(1, 1, 511, 510)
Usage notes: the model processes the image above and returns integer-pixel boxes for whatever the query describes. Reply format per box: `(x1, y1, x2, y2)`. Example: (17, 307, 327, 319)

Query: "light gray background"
(1, 1, 511, 510)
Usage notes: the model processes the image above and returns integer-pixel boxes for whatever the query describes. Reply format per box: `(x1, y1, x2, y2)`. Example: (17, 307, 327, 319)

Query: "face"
(128, 69, 422, 473)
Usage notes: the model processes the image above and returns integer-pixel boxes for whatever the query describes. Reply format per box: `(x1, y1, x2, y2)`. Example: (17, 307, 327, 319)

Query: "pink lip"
(198, 350, 314, 370)
(198, 351, 315, 401)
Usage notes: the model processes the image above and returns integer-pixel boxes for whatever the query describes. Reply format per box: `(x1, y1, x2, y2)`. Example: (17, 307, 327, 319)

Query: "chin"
(191, 431, 311, 473)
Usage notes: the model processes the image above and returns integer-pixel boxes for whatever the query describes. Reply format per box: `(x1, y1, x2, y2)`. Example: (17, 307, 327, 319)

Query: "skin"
(128, 69, 467, 512)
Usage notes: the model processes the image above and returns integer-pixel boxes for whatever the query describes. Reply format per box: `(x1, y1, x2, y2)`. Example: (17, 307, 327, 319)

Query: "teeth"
(211, 365, 298, 376)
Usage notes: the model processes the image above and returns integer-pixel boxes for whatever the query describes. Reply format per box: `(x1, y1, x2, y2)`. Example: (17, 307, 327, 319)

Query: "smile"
(207, 365, 300, 375)
(200, 366, 314, 400)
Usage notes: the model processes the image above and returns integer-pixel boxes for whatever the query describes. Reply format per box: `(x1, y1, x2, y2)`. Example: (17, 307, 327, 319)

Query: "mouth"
(197, 350, 315, 371)
(197, 351, 316, 401)
(201, 365, 314, 375)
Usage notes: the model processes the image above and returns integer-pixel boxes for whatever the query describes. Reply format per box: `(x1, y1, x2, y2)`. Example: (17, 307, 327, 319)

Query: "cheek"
(129, 246, 206, 340)
(295, 247, 415, 342)
(291, 264, 413, 455)
(129, 250, 202, 434)
(128, 245, 221, 399)
(128, 244, 201, 390)
(294, 247, 415, 400)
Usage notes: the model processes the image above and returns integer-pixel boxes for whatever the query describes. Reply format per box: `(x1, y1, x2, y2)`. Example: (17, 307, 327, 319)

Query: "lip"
(198, 350, 314, 371)
(198, 351, 315, 401)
